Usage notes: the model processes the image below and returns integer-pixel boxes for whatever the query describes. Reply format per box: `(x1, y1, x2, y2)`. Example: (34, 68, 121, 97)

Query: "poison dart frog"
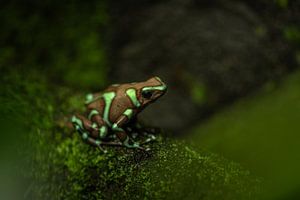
(71, 76, 167, 151)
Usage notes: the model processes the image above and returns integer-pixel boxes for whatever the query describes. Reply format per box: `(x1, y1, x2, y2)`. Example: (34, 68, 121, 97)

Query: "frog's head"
(137, 76, 167, 107)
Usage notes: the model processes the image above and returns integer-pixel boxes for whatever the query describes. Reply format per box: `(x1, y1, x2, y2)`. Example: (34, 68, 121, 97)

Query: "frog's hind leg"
(72, 114, 100, 139)
(76, 127, 121, 153)
(71, 115, 121, 152)
(87, 110, 109, 139)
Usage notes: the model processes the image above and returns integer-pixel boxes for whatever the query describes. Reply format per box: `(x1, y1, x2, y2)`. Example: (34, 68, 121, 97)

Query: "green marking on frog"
(72, 116, 90, 140)
(155, 76, 163, 82)
(85, 93, 94, 104)
(74, 125, 80, 130)
(126, 88, 141, 108)
(142, 84, 167, 92)
(123, 136, 130, 147)
(71, 116, 84, 129)
(102, 92, 116, 126)
(112, 123, 123, 132)
(82, 132, 89, 140)
(95, 140, 101, 145)
(99, 126, 107, 138)
(91, 123, 98, 129)
(88, 109, 99, 120)
(123, 108, 134, 119)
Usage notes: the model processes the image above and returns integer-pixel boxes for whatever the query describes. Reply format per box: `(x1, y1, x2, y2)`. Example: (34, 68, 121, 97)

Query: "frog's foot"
(140, 134, 156, 145)
(123, 141, 151, 151)
(71, 115, 108, 152)
(125, 142, 144, 150)
(116, 133, 146, 150)
(72, 115, 99, 137)
(86, 110, 109, 139)
(73, 127, 122, 153)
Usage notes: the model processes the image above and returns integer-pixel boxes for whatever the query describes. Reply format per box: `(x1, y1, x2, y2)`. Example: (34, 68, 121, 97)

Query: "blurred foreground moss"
(189, 70, 300, 199)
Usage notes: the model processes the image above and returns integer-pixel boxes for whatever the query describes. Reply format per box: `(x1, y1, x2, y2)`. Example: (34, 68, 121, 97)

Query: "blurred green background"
(0, 0, 299, 199)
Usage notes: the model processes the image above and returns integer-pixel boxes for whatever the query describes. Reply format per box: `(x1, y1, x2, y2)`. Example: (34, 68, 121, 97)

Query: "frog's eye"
(142, 90, 153, 99)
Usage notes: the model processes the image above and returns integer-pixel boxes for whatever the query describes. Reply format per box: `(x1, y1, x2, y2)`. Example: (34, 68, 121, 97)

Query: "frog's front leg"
(112, 110, 145, 150)
(72, 114, 99, 140)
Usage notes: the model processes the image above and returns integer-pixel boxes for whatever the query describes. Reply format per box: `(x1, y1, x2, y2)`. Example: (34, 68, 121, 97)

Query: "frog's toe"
(124, 141, 142, 149)
(140, 134, 156, 145)
(97, 145, 108, 154)
(149, 134, 156, 140)
(71, 115, 85, 132)
(145, 147, 151, 151)
(133, 142, 140, 148)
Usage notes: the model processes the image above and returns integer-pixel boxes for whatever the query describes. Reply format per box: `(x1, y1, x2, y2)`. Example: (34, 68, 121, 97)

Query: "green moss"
(29, 134, 260, 199)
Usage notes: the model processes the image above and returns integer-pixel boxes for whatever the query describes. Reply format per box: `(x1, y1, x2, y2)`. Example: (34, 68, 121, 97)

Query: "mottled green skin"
(71, 77, 167, 150)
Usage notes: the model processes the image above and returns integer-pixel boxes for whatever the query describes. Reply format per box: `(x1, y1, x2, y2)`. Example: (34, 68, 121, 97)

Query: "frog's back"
(85, 84, 122, 114)
(86, 83, 137, 126)
(107, 83, 138, 123)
